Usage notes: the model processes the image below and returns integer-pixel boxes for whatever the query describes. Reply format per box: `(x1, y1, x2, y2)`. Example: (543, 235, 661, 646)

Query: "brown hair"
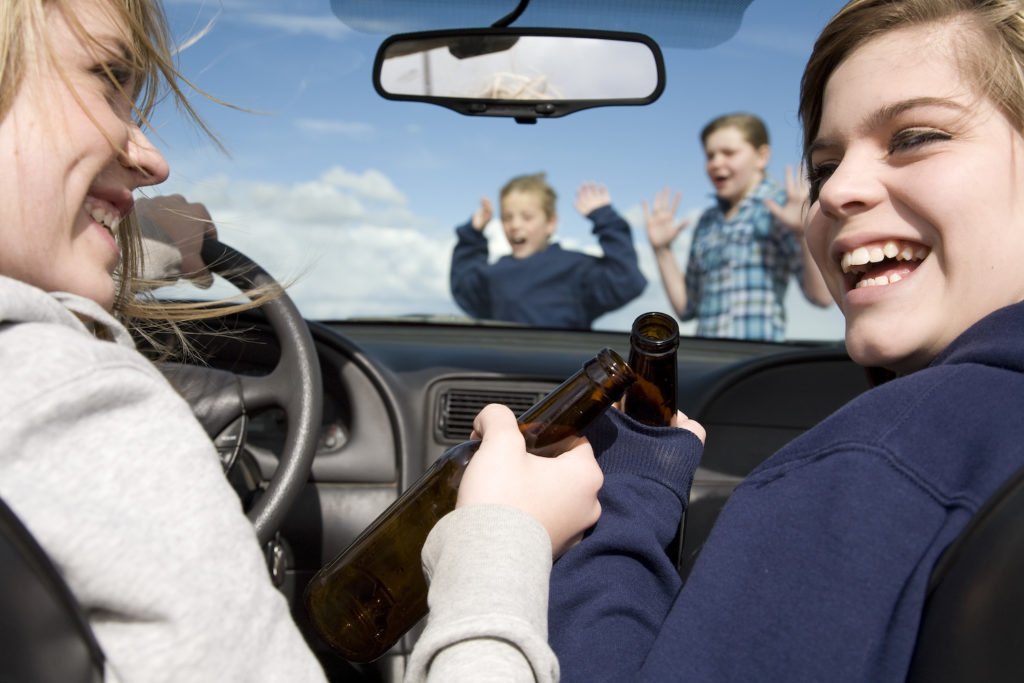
(700, 112, 770, 149)
(500, 172, 558, 219)
(800, 0, 1024, 164)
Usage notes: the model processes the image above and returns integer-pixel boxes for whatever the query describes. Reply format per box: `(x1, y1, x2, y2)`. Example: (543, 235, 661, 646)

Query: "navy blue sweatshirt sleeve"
(579, 205, 647, 318)
(548, 409, 702, 680)
(551, 432, 955, 683)
(449, 220, 492, 318)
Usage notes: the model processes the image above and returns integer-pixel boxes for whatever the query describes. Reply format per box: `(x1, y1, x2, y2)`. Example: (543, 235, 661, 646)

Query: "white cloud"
(320, 167, 405, 204)
(166, 167, 457, 321)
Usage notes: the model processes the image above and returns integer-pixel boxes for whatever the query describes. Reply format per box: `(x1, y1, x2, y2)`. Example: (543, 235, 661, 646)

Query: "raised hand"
(575, 182, 612, 216)
(471, 196, 494, 231)
(765, 164, 811, 235)
(643, 187, 690, 250)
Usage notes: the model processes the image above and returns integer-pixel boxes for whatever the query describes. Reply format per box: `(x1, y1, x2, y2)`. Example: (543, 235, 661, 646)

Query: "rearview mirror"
(373, 28, 665, 123)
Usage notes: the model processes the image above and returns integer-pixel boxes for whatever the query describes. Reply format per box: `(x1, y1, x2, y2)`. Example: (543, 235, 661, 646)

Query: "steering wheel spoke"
(213, 413, 248, 473)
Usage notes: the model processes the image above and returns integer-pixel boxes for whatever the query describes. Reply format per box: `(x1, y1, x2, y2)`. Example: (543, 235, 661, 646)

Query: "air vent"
(437, 387, 547, 442)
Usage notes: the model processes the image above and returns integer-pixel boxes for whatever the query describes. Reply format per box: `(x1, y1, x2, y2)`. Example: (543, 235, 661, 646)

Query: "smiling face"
(805, 20, 1024, 374)
(703, 125, 769, 212)
(500, 189, 557, 259)
(0, 0, 169, 311)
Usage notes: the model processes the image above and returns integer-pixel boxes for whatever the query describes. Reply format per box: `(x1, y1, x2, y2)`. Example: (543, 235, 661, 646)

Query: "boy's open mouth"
(840, 239, 929, 290)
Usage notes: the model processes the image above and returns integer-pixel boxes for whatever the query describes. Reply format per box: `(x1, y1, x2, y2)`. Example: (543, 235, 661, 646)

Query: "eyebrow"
(106, 40, 132, 64)
(90, 32, 133, 64)
(808, 96, 967, 157)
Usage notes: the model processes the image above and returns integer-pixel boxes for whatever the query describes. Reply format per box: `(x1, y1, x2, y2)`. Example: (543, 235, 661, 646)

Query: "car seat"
(906, 464, 1024, 682)
(0, 496, 104, 682)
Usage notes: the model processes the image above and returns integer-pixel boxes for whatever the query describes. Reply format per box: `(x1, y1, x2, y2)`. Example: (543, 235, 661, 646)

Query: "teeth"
(855, 275, 892, 289)
(852, 266, 913, 289)
(84, 198, 121, 234)
(840, 239, 929, 273)
(89, 207, 109, 226)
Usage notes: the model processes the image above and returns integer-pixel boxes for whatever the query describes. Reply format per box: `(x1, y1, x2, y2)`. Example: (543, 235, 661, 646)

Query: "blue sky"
(154, 0, 849, 340)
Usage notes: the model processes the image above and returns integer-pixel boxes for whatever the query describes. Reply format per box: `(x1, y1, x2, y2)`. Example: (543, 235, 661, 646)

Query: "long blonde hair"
(0, 0, 278, 353)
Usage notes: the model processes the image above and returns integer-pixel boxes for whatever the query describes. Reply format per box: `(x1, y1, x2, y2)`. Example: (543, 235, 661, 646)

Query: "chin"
(846, 334, 926, 376)
(844, 323, 900, 373)
(73, 276, 118, 313)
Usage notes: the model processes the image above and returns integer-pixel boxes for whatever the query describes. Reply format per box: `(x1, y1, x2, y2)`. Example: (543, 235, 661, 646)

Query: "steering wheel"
(160, 239, 323, 547)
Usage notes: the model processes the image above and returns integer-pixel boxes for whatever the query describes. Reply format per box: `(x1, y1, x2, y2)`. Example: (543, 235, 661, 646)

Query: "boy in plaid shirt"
(645, 113, 831, 340)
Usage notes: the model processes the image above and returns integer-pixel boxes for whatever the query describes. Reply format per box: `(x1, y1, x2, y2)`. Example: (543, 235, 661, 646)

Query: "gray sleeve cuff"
(405, 505, 558, 683)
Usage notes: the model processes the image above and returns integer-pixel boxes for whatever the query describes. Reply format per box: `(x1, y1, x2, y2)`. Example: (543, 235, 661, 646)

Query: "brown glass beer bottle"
(621, 311, 679, 426)
(304, 347, 636, 662)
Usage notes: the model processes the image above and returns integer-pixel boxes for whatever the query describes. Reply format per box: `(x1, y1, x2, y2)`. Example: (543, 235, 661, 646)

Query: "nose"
(121, 125, 170, 187)
(816, 149, 883, 219)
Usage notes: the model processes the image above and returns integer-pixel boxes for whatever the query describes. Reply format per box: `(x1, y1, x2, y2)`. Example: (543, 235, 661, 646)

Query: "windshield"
(155, 0, 847, 341)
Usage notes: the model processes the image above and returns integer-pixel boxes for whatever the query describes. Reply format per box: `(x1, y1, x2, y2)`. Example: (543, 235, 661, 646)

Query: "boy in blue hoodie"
(450, 173, 646, 329)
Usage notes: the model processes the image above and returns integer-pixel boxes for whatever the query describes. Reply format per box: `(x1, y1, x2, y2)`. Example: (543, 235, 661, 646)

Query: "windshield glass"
(155, 0, 847, 341)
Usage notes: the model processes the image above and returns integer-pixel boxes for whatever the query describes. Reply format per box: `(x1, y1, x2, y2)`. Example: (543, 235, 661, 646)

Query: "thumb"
(192, 270, 214, 289)
(673, 217, 691, 238)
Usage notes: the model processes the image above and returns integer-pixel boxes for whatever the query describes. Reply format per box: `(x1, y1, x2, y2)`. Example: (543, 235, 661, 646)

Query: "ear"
(545, 214, 558, 238)
(756, 144, 771, 170)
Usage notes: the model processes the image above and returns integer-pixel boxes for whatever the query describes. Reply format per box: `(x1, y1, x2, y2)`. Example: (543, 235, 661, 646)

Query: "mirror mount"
(373, 27, 665, 123)
(492, 0, 530, 28)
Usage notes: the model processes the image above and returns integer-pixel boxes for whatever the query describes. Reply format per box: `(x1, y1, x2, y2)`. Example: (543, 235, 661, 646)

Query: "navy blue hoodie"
(449, 205, 646, 329)
(550, 300, 1024, 682)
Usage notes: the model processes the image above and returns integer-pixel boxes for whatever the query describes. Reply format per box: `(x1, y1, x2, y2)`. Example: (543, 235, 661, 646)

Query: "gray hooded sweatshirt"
(0, 275, 325, 682)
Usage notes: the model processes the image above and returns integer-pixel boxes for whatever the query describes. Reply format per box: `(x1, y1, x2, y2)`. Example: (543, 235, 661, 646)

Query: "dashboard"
(183, 313, 872, 679)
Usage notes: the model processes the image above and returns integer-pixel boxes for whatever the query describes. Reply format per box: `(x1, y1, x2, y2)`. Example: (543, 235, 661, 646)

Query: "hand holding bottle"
(458, 403, 603, 557)
(305, 347, 634, 662)
(669, 410, 706, 442)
